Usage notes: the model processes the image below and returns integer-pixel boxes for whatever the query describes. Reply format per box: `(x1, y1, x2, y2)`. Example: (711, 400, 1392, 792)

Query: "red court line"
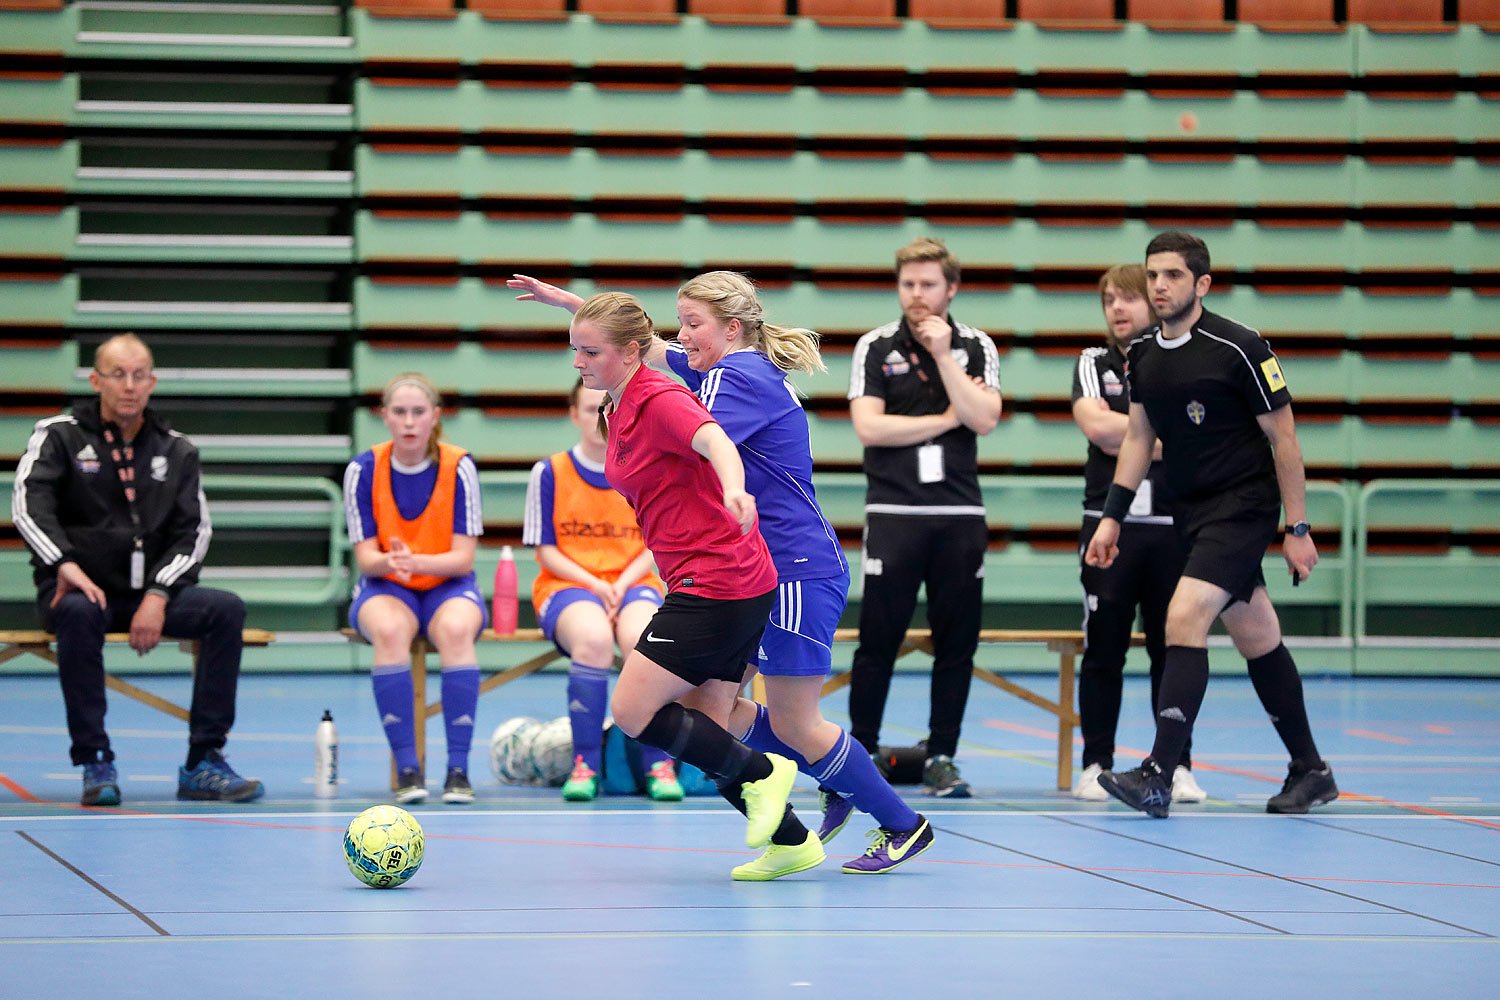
(1426, 724, 1456, 735)
(0, 771, 44, 803)
(1346, 728, 1414, 745)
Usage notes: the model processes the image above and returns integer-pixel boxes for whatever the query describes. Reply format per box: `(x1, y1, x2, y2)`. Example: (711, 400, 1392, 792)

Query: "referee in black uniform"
(1086, 231, 1338, 817)
(847, 237, 1003, 798)
(1071, 264, 1201, 803)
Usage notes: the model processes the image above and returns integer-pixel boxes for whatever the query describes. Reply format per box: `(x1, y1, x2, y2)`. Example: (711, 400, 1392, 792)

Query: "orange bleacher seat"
(797, 0, 897, 22)
(1017, 0, 1116, 26)
(1237, 0, 1334, 26)
(355, 0, 454, 10)
(1458, 0, 1500, 24)
(686, 0, 787, 18)
(1126, 0, 1225, 27)
(467, 0, 567, 16)
(909, 0, 1009, 26)
(1346, 0, 1446, 25)
(577, 0, 677, 17)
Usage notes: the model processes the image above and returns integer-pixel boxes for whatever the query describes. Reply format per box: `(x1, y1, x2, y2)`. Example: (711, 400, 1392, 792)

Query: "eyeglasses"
(95, 369, 154, 386)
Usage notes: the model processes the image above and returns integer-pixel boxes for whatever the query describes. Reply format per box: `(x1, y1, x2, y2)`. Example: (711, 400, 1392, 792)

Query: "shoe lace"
(862, 828, 893, 856)
(568, 755, 595, 781)
(647, 759, 676, 781)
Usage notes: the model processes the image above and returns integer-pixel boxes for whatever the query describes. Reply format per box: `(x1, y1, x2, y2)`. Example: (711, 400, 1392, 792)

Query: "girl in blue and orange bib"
(523, 378, 680, 802)
(344, 372, 486, 806)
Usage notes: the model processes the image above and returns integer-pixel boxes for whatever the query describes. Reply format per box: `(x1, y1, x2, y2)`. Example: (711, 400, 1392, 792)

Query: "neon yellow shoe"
(740, 753, 797, 847)
(646, 759, 684, 802)
(561, 755, 598, 802)
(731, 831, 825, 881)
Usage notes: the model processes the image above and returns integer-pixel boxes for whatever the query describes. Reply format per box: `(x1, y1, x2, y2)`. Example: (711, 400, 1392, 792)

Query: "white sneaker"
(1172, 765, 1208, 803)
(1073, 763, 1109, 801)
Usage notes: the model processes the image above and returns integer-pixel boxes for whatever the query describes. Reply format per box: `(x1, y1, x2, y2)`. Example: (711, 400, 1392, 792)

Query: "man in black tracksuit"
(11, 333, 263, 806)
(1071, 264, 1201, 804)
(846, 237, 1003, 798)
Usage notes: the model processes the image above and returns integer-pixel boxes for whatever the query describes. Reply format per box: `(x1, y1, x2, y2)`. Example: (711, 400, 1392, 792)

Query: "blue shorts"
(538, 585, 665, 653)
(349, 572, 488, 641)
(757, 570, 850, 678)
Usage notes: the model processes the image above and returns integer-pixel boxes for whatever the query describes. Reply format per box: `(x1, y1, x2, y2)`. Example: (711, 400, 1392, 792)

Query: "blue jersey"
(667, 346, 846, 582)
(343, 449, 482, 545)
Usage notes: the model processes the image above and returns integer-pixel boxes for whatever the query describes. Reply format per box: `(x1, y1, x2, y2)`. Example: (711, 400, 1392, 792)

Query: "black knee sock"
(1149, 645, 1210, 774)
(637, 702, 771, 784)
(1246, 643, 1323, 770)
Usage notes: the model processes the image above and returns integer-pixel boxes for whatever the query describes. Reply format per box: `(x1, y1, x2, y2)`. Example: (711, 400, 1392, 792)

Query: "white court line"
(0, 809, 1489, 823)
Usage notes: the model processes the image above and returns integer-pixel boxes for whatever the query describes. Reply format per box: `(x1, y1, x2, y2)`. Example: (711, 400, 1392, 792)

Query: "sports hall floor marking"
(1041, 813, 1495, 939)
(16, 830, 169, 936)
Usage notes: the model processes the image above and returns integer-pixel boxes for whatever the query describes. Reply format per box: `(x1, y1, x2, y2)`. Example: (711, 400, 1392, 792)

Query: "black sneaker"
(922, 755, 971, 798)
(1099, 759, 1171, 818)
(1266, 763, 1339, 814)
(395, 767, 428, 805)
(441, 767, 474, 805)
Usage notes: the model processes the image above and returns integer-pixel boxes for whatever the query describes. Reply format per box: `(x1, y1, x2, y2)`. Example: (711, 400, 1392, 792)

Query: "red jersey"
(605, 365, 776, 600)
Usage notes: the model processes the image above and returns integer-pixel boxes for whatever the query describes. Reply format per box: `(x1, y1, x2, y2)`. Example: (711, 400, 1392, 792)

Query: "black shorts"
(1172, 480, 1280, 606)
(634, 588, 776, 686)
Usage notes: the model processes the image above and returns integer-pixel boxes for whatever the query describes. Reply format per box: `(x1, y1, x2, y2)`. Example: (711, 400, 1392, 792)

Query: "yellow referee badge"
(1260, 357, 1287, 392)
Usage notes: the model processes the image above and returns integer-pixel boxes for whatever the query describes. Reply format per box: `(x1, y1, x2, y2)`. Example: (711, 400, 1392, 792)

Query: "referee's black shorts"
(1172, 478, 1281, 606)
(633, 588, 776, 686)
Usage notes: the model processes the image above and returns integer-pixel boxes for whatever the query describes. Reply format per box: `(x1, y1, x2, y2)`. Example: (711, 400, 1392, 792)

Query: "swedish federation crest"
(1186, 400, 1206, 425)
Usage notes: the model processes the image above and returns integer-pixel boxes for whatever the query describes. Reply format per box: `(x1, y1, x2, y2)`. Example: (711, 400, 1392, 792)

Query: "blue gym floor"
(3, 670, 1498, 999)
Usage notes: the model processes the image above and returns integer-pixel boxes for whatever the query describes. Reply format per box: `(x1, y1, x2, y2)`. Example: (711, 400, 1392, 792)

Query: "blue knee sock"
(740, 702, 810, 769)
(441, 664, 480, 772)
(567, 662, 610, 772)
(811, 729, 920, 832)
(372, 663, 419, 773)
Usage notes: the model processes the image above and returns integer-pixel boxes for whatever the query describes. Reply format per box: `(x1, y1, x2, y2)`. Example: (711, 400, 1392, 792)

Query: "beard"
(1156, 294, 1198, 327)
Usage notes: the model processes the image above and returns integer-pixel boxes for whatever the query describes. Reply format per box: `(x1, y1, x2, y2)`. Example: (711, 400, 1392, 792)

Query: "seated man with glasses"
(10, 333, 264, 805)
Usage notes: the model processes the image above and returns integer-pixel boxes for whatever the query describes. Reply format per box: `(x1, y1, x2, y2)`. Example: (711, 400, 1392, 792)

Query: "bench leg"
(391, 639, 430, 792)
(1056, 647, 1076, 793)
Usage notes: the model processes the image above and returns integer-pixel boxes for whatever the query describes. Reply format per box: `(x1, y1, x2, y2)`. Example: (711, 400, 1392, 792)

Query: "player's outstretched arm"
(692, 421, 757, 534)
(1257, 405, 1318, 583)
(508, 274, 584, 313)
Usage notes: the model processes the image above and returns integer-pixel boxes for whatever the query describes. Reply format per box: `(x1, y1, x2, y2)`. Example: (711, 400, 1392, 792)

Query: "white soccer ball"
(528, 716, 575, 786)
(488, 716, 540, 784)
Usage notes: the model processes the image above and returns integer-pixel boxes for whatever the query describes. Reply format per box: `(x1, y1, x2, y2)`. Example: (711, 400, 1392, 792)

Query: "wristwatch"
(1285, 520, 1311, 538)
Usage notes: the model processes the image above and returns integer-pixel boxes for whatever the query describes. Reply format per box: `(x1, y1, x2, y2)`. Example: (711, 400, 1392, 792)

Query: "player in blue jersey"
(510, 271, 934, 876)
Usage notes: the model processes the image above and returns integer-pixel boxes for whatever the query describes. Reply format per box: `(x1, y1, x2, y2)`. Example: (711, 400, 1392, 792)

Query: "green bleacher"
(2, 3, 1496, 674)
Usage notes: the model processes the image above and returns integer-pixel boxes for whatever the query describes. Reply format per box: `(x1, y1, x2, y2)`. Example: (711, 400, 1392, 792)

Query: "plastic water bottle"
(314, 709, 338, 799)
(493, 544, 519, 635)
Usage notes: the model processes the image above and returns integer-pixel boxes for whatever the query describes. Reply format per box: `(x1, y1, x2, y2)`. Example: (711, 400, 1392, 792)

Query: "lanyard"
(102, 424, 147, 587)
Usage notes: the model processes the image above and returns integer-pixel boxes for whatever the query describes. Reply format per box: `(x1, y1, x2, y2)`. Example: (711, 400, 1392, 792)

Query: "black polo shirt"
(848, 316, 1002, 512)
(1126, 307, 1292, 503)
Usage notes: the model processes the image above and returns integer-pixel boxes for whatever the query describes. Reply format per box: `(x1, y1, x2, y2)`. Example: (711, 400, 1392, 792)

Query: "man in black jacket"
(11, 333, 264, 806)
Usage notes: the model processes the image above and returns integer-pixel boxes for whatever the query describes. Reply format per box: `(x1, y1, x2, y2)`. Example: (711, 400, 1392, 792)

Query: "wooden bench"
(0, 629, 277, 722)
(350, 626, 1135, 792)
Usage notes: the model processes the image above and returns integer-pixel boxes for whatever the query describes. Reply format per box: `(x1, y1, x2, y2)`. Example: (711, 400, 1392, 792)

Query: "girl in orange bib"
(344, 373, 485, 805)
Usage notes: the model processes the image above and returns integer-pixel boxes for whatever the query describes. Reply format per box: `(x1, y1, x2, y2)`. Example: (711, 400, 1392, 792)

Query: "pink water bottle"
(492, 544, 518, 635)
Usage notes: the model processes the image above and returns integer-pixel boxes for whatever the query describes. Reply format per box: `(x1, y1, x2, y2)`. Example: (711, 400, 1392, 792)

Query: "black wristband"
(1102, 483, 1136, 522)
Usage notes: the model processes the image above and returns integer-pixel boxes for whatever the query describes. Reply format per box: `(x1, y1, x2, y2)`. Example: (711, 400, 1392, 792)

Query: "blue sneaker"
(177, 749, 264, 802)
(816, 789, 854, 844)
(81, 761, 120, 807)
(841, 814, 934, 874)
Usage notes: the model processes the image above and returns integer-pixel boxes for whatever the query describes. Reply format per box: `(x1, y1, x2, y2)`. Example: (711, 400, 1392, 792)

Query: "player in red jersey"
(570, 291, 822, 879)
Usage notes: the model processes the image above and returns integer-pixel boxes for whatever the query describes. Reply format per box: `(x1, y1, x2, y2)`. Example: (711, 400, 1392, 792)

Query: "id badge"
(917, 443, 944, 484)
(130, 549, 144, 590)
(1128, 479, 1153, 518)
